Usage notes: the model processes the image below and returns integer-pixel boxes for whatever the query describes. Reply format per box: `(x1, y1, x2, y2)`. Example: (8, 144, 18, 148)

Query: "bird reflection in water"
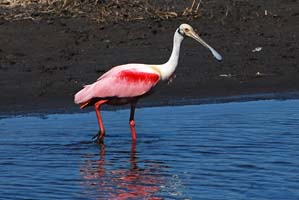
(80, 142, 164, 200)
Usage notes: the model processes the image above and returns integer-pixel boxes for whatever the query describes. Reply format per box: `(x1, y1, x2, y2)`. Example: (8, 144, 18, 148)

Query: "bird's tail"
(74, 84, 94, 106)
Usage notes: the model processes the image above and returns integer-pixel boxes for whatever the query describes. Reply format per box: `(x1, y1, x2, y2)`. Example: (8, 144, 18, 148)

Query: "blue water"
(0, 100, 299, 200)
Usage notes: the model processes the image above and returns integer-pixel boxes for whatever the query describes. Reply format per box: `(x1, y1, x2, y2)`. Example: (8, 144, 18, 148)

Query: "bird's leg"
(94, 100, 108, 144)
(129, 100, 137, 141)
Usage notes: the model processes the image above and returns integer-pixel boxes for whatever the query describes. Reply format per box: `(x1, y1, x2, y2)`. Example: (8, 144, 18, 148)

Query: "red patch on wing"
(118, 70, 159, 83)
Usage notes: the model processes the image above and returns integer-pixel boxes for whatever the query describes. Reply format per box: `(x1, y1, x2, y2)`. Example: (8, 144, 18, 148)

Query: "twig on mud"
(221, 5, 230, 25)
(142, 3, 178, 20)
(182, 0, 201, 17)
(62, 0, 74, 8)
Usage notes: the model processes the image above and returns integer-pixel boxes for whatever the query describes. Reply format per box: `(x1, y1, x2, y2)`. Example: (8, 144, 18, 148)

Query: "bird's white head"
(177, 23, 222, 61)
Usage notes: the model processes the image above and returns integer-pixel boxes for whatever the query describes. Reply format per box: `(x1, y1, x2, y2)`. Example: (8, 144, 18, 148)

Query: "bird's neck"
(158, 30, 184, 80)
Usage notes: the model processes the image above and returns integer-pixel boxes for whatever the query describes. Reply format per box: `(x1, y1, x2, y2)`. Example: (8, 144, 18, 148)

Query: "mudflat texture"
(0, 0, 299, 114)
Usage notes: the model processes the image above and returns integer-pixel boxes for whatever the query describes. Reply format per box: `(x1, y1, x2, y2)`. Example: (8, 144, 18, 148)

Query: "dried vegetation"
(0, 0, 202, 22)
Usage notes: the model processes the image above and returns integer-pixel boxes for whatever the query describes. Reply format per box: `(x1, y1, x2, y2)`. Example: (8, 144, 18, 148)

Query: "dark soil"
(0, 0, 299, 115)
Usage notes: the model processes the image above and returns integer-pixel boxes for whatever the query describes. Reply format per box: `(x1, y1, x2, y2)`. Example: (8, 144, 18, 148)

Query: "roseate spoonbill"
(74, 23, 222, 143)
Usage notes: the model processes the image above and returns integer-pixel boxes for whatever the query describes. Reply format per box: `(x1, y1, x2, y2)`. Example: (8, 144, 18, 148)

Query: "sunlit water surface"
(0, 100, 299, 199)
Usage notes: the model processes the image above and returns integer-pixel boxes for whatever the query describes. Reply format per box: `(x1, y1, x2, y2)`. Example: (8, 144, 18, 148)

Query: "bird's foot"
(92, 130, 105, 144)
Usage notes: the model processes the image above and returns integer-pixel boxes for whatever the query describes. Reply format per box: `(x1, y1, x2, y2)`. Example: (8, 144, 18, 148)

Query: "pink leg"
(129, 100, 137, 141)
(94, 100, 108, 143)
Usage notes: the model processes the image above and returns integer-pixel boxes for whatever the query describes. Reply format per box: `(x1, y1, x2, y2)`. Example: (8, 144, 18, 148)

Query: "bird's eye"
(184, 28, 190, 32)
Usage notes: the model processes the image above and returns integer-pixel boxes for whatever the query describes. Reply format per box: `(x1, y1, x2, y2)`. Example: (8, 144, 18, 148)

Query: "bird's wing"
(74, 65, 160, 104)
(97, 64, 136, 81)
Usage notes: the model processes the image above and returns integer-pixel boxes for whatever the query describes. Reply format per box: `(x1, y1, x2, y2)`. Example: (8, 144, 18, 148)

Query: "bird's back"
(74, 64, 161, 105)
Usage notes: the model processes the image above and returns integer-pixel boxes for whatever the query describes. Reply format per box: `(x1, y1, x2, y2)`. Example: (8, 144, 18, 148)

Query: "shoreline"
(1, 91, 298, 117)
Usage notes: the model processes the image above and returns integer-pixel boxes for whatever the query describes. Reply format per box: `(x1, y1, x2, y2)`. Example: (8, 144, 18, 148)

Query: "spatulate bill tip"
(211, 48, 222, 61)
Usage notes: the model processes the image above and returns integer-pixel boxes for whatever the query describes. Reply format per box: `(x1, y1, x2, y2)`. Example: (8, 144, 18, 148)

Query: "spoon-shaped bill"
(189, 32, 222, 61)
(209, 47, 222, 61)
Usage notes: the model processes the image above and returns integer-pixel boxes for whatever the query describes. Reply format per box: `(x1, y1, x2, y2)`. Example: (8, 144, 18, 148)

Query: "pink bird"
(74, 24, 222, 143)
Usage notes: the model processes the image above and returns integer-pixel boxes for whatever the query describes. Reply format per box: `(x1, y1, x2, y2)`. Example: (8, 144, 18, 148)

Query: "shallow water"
(1, 100, 299, 200)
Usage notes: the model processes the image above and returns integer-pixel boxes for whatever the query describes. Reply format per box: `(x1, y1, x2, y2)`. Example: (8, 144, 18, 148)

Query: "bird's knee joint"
(129, 120, 135, 127)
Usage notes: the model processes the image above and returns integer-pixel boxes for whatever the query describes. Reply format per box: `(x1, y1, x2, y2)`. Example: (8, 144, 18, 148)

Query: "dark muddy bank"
(0, 0, 298, 114)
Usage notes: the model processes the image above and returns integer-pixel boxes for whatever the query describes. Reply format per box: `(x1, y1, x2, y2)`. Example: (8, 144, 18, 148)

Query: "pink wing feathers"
(74, 64, 160, 104)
